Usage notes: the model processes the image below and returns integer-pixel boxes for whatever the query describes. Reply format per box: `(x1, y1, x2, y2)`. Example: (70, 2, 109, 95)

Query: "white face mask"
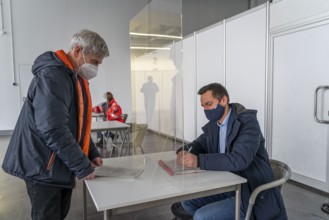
(78, 53, 98, 80)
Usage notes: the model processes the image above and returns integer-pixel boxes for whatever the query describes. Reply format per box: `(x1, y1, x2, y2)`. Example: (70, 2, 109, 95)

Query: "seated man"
(93, 92, 123, 146)
(176, 83, 287, 220)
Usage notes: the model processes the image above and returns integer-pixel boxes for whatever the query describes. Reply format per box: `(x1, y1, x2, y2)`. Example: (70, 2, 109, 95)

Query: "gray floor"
(0, 132, 328, 220)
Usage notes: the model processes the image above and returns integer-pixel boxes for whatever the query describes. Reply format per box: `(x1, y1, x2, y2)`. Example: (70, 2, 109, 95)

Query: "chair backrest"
(245, 159, 292, 220)
(121, 114, 128, 123)
(269, 159, 291, 192)
(130, 123, 148, 153)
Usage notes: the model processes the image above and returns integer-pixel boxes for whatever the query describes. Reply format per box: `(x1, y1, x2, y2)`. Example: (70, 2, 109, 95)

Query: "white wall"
(0, 0, 20, 131)
(0, 0, 146, 131)
(271, 0, 329, 29)
(225, 6, 267, 133)
(195, 24, 224, 137)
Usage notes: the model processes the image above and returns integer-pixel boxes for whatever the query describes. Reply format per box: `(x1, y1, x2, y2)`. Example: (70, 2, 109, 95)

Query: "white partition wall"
(171, 41, 184, 139)
(270, 20, 329, 192)
(225, 5, 267, 133)
(195, 24, 224, 136)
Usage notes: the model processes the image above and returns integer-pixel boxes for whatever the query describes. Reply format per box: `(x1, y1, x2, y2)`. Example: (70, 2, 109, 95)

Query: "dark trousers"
(25, 180, 73, 220)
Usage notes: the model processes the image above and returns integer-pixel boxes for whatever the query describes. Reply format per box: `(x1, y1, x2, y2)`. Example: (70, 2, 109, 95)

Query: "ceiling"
(129, 0, 267, 58)
(129, 0, 182, 58)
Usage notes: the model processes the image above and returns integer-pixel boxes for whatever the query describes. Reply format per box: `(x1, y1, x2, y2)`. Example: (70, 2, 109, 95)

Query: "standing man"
(176, 83, 287, 220)
(140, 76, 159, 124)
(2, 29, 109, 220)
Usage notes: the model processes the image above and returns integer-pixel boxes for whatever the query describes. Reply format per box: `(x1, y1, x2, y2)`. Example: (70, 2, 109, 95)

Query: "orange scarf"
(55, 50, 92, 157)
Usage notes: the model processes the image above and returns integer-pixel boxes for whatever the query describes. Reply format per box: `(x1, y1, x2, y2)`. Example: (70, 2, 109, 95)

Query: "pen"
(187, 146, 193, 153)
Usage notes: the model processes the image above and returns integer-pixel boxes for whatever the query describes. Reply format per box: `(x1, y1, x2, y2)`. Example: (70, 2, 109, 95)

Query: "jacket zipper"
(46, 152, 56, 171)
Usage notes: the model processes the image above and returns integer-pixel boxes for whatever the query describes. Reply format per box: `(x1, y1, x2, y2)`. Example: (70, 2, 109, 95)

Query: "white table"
(83, 151, 247, 220)
(92, 113, 104, 122)
(91, 121, 130, 156)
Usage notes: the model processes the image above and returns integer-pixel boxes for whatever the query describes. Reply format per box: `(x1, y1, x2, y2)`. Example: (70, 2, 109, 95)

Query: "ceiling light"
(130, 32, 182, 39)
(130, 46, 171, 50)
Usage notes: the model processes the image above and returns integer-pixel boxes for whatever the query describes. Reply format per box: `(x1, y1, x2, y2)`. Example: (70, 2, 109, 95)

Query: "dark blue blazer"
(186, 103, 287, 220)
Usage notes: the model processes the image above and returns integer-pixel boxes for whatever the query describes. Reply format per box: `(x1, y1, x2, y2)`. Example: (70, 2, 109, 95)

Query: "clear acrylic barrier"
(130, 0, 183, 155)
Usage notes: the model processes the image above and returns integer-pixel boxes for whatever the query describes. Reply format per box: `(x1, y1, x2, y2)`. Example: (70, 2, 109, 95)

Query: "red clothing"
(92, 98, 123, 122)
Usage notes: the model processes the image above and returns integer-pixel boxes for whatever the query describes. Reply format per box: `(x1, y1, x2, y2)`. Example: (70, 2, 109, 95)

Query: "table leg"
(83, 181, 87, 220)
(123, 128, 130, 156)
(127, 127, 130, 155)
(104, 210, 111, 220)
(235, 184, 241, 220)
(118, 128, 130, 156)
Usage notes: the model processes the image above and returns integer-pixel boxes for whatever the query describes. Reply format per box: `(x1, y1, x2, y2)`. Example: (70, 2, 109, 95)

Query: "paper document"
(158, 159, 206, 176)
(94, 165, 144, 178)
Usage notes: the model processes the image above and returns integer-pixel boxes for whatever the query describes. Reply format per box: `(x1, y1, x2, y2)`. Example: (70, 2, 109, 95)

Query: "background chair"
(103, 114, 129, 157)
(245, 159, 292, 220)
(120, 114, 128, 123)
(115, 113, 129, 141)
(120, 123, 148, 155)
(131, 123, 148, 155)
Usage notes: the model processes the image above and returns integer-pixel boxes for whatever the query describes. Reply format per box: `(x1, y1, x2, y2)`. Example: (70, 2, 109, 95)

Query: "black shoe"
(321, 203, 329, 214)
(171, 202, 193, 220)
(96, 139, 103, 147)
(110, 133, 119, 140)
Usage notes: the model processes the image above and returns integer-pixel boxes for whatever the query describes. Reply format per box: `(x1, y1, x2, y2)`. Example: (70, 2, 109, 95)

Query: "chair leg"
(245, 204, 253, 220)
(109, 146, 114, 158)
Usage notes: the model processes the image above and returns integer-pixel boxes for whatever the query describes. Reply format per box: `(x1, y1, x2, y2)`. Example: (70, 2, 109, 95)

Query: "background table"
(92, 113, 104, 121)
(91, 121, 130, 156)
(83, 151, 247, 220)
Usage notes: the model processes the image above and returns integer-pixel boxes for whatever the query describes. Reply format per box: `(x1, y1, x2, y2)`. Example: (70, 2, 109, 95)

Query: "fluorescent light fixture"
(130, 32, 182, 39)
(130, 46, 170, 50)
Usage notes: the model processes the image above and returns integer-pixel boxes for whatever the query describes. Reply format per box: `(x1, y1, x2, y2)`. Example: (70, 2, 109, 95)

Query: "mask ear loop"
(75, 49, 85, 79)
(82, 51, 87, 64)
(74, 57, 79, 79)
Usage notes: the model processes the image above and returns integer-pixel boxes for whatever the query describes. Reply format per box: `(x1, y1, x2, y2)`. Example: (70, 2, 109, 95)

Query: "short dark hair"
(198, 83, 230, 103)
(106, 92, 113, 100)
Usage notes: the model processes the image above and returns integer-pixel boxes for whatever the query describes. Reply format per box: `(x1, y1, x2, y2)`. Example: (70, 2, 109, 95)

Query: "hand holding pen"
(177, 146, 197, 168)
(177, 146, 192, 162)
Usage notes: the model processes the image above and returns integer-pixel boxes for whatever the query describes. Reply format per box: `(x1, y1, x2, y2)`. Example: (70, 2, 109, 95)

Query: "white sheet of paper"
(95, 166, 144, 178)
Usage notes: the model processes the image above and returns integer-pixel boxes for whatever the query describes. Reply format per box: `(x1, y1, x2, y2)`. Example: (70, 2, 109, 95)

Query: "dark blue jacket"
(2, 51, 100, 188)
(186, 103, 287, 220)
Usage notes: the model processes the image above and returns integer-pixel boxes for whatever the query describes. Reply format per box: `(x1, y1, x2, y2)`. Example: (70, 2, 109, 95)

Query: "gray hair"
(70, 29, 109, 57)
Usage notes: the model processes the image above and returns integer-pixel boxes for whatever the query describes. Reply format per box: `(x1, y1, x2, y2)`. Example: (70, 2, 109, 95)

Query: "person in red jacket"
(93, 92, 123, 146)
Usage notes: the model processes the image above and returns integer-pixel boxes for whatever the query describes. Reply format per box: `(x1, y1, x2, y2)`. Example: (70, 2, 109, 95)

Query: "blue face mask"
(204, 104, 225, 122)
